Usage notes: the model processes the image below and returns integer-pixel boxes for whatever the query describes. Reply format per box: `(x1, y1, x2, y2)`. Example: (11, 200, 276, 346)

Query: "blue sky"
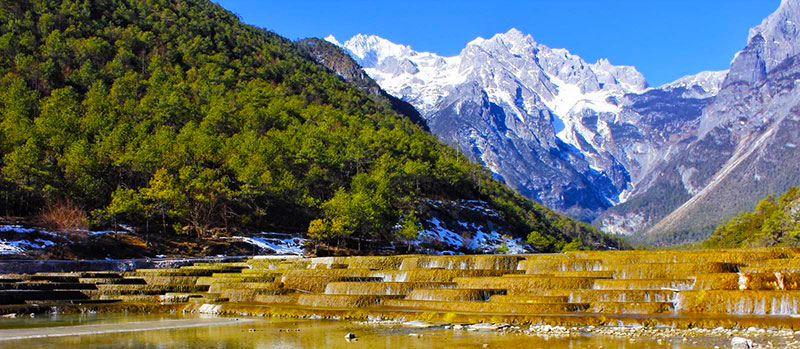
(216, 1, 779, 86)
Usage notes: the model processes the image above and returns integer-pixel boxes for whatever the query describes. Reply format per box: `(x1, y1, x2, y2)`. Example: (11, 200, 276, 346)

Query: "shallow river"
(0, 314, 741, 348)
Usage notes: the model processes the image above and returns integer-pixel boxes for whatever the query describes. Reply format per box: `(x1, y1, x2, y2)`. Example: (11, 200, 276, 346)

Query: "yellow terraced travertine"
(7, 248, 800, 325)
(676, 290, 800, 315)
(455, 276, 596, 293)
(592, 279, 694, 290)
(405, 288, 505, 301)
(323, 282, 455, 295)
(399, 255, 522, 270)
(296, 294, 403, 308)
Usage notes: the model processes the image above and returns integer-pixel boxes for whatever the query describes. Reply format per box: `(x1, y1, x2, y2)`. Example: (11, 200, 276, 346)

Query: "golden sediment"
(592, 279, 694, 290)
(323, 281, 455, 295)
(296, 294, 403, 308)
(381, 299, 590, 313)
(405, 288, 505, 301)
(4, 248, 800, 329)
(489, 295, 569, 303)
(588, 301, 675, 314)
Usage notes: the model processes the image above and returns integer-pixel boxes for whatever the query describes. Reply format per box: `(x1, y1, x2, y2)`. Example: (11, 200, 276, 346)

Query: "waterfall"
(775, 272, 785, 290)
(738, 272, 747, 290)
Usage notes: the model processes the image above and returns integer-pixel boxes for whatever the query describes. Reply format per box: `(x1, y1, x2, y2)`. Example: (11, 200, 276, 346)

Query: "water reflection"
(0, 315, 718, 349)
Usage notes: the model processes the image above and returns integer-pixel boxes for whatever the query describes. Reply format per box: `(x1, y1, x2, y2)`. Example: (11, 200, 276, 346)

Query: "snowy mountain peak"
(340, 34, 415, 68)
(660, 70, 728, 98)
(465, 28, 538, 57)
(323, 34, 341, 46)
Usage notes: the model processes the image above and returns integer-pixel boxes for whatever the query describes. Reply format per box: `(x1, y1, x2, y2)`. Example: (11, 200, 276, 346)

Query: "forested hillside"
(702, 187, 800, 248)
(0, 0, 626, 253)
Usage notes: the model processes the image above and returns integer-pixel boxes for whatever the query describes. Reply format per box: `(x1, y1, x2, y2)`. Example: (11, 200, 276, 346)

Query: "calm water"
(0, 314, 722, 348)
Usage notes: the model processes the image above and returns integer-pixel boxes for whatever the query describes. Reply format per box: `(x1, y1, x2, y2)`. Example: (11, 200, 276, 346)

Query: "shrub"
(37, 200, 88, 239)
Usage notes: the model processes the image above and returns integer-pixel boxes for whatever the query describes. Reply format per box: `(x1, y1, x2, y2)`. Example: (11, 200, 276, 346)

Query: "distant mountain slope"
(602, 0, 800, 244)
(0, 0, 625, 252)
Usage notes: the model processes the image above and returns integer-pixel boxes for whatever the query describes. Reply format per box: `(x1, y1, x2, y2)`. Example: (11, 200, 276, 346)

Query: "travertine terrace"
(3, 249, 800, 329)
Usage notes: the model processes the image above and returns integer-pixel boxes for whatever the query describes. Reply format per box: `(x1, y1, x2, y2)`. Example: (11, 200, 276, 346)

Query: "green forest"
(0, 0, 626, 253)
(703, 187, 800, 248)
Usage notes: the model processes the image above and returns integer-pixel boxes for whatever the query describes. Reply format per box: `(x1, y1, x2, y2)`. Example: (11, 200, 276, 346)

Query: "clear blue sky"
(215, 0, 779, 86)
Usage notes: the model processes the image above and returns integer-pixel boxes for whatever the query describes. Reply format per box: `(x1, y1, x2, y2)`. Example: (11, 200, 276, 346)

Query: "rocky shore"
(351, 319, 800, 348)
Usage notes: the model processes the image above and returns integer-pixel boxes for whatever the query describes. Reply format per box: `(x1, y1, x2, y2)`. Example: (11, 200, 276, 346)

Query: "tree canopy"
(703, 187, 800, 248)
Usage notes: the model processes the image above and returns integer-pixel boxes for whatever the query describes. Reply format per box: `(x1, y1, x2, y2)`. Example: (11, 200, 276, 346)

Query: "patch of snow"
(228, 233, 306, 255)
(414, 215, 530, 254)
(417, 217, 464, 247)
(0, 225, 36, 233)
(0, 238, 55, 255)
(323, 34, 341, 47)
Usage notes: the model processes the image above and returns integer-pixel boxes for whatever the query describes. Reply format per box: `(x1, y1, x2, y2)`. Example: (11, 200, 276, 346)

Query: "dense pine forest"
(703, 187, 800, 248)
(0, 0, 626, 253)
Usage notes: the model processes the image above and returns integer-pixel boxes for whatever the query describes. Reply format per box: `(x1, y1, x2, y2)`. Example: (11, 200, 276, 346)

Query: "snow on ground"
(227, 233, 307, 255)
(0, 225, 59, 255)
(86, 225, 134, 236)
(414, 217, 531, 254)
(0, 225, 36, 233)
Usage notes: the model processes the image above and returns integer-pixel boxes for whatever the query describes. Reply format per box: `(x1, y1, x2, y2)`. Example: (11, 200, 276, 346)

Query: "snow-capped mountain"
(327, 29, 724, 221)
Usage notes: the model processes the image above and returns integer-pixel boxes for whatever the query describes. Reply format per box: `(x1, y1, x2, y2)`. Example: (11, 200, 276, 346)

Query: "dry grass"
(37, 200, 88, 239)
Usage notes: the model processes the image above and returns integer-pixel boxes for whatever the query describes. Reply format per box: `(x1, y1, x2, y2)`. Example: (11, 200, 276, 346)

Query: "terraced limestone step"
(540, 289, 677, 303)
(676, 290, 800, 315)
(79, 277, 144, 285)
(382, 299, 590, 314)
(589, 302, 675, 315)
(95, 284, 209, 296)
(693, 272, 800, 290)
(0, 290, 90, 304)
(323, 282, 456, 295)
(196, 273, 281, 285)
(399, 255, 522, 271)
(517, 259, 603, 274)
(373, 269, 518, 282)
(296, 294, 404, 308)
(282, 276, 383, 293)
(592, 279, 694, 291)
(602, 262, 737, 279)
(740, 259, 800, 273)
(0, 282, 98, 290)
(489, 295, 569, 304)
(564, 249, 795, 264)
(455, 276, 596, 294)
(217, 286, 288, 302)
(207, 282, 284, 294)
(255, 294, 300, 305)
(405, 288, 505, 301)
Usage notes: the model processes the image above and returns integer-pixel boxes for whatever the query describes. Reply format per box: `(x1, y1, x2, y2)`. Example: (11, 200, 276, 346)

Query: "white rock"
(731, 337, 754, 349)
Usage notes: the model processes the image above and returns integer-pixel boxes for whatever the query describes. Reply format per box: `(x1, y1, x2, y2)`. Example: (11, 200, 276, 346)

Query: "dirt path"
(0, 317, 253, 341)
